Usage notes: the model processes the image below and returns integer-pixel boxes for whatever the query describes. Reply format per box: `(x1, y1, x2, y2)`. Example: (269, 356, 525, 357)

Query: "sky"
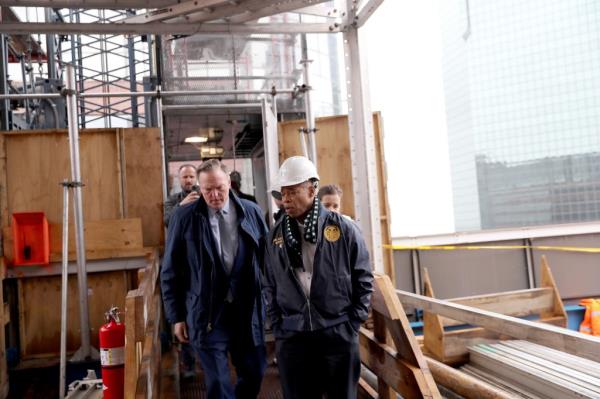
(360, 0, 455, 238)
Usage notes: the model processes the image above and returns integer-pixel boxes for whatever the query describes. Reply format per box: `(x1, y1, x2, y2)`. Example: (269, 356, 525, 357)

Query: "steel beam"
(0, 22, 339, 35)
(343, 2, 383, 273)
(0, 34, 9, 130)
(121, 0, 229, 23)
(355, 0, 384, 28)
(228, 0, 332, 24)
(0, 0, 176, 8)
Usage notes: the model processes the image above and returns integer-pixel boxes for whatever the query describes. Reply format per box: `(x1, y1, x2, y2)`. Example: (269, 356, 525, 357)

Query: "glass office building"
(439, 0, 600, 231)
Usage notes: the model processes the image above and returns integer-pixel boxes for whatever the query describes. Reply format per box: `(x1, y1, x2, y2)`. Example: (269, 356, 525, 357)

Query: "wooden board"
(278, 114, 394, 277)
(4, 129, 122, 226)
(3, 218, 144, 263)
(278, 115, 355, 218)
(18, 270, 130, 358)
(122, 128, 164, 248)
(397, 289, 600, 363)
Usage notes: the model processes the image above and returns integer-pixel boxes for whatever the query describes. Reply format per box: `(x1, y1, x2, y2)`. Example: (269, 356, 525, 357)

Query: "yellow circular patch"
(324, 225, 341, 242)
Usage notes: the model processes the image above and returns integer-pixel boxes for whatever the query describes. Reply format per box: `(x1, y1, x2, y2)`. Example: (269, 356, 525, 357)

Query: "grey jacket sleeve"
(163, 194, 179, 227)
(346, 221, 374, 326)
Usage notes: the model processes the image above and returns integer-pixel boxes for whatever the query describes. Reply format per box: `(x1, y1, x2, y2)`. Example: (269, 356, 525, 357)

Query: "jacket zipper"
(290, 267, 313, 331)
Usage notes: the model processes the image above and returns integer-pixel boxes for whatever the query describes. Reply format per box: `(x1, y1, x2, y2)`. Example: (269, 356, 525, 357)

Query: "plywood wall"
(278, 113, 394, 278)
(4, 129, 121, 224)
(18, 270, 129, 358)
(0, 128, 163, 248)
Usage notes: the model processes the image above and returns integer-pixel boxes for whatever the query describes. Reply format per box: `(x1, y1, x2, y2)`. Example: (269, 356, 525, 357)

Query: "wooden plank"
(422, 268, 446, 362)
(371, 274, 441, 398)
(373, 312, 394, 399)
(3, 218, 145, 263)
(372, 112, 395, 280)
(122, 128, 164, 248)
(125, 289, 142, 399)
(18, 270, 129, 358)
(397, 289, 600, 363)
(539, 256, 567, 325)
(4, 129, 121, 224)
(425, 356, 518, 399)
(360, 328, 424, 399)
(442, 288, 554, 327)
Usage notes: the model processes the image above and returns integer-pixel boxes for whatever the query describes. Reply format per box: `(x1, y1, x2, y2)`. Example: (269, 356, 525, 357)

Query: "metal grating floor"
(180, 364, 283, 399)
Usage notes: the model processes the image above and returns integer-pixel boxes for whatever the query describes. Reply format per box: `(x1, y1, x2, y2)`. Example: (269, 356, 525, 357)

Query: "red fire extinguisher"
(100, 307, 125, 399)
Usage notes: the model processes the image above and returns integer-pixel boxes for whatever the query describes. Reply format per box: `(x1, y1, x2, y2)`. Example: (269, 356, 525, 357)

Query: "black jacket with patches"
(263, 206, 373, 336)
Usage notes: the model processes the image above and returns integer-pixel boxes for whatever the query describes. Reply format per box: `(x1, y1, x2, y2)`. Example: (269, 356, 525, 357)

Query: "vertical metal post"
(301, 59, 317, 167)
(525, 238, 536, 288)
(343, 8, 384, 273)
(155, 87, 168, 203)
(59, 182, 70, 399)
(262, 97, 280, 224)
(65, 64, 93, 361)
(126, 13, 139, 127)
(19, 55, 31, 124)
(45, 8, 57, 80)
(298, 128, 309, 158)
(411, 250, 422, 295)
(0, 33, 9, 130)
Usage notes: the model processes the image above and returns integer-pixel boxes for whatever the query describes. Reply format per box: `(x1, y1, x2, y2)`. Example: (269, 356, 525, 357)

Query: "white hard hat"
(277, 156, 319, 188)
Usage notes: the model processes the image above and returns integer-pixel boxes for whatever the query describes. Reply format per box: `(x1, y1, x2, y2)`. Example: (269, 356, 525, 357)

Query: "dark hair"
(197, 159, 228, 175)
(318, 184, 342, 200)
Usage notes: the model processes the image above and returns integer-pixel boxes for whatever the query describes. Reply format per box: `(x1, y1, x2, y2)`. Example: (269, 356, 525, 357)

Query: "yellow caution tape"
(383, 244, 600, 254)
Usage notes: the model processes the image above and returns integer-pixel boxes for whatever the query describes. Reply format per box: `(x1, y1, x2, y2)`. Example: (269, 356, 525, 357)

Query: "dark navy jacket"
(262, 207, 373, 337)
(160, 192, 268, 346)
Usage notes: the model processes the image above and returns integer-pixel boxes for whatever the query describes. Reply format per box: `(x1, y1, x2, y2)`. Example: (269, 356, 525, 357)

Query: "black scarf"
(283, 197, 320, 270)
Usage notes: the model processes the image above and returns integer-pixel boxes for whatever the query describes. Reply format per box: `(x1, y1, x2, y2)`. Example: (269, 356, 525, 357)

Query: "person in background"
(230, 170, 258, 203)
(161, 159, 268, 399)
(317, 184, 343, 214)
(263, 156, 373, 399)
(164, 164, 201, 227)
(162, 163, 200, 378)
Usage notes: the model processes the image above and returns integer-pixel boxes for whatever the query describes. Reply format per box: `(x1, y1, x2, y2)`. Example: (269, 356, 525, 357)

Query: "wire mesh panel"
(58, 9, 150, 128)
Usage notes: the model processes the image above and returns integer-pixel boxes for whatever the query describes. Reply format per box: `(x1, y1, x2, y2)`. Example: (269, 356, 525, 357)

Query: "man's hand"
(174, 321, 190, 343)
(180, 191, 200, 206)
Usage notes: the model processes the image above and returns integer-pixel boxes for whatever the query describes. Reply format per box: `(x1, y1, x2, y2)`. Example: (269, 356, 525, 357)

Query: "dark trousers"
(276, 322, 361, 399)
(194, 304, 266, 399)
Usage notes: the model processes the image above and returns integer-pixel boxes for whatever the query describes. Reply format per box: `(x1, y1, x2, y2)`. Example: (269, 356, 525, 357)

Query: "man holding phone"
(164, 164, 201, 227)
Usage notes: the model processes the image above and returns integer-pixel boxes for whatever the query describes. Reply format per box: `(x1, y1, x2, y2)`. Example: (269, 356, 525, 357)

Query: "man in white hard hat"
(262, 156, 373, 399)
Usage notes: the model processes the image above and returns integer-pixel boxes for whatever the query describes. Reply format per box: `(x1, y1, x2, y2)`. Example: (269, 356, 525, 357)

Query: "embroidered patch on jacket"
(272, 236, 284, 247)
(324, 225, 341, 242)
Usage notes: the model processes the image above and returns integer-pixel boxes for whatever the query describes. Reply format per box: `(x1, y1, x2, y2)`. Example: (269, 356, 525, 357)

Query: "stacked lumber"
(462, 340, 600, 399)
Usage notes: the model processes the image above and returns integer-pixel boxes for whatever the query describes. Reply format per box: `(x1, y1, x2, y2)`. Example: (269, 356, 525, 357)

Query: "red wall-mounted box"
(12, 212, 50, 266)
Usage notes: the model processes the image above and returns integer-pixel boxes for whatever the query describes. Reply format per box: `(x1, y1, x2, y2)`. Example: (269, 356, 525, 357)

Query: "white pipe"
(66, 64, 92, 361)
(301, 59, 317, 167)
(59, 181, 69, 399)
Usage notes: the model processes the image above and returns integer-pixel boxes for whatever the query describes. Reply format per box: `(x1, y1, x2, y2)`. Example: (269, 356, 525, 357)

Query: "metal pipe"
(525, 238, 535, 288)
(0, 93, 62, 100)
(156, 87, 168, 204)
(59, 181, 70, 399)
(45, 8, 57, 80)
(411, 250, 422, 295)
(126, 12, 139, 127)
(162, 103, 263, 111)
(0, 34, 9, 130)
(19, 55, 30, 124)
(65, 64, 92, 361)
(0, 88, 296, 101)
(298, 128, 309, 158)
(301, 59, 317, 167)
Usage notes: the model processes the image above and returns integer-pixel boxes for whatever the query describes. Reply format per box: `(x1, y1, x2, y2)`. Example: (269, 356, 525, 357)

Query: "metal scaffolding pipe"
(0, 93, 62, 100)
(301, 59, 318, 167)
(162, 103, 263, 111)
(65, 64, 93, 361)
(59, 182, 70, 399)
(156, 86, 168, 205)
(0, 89, 296, 101)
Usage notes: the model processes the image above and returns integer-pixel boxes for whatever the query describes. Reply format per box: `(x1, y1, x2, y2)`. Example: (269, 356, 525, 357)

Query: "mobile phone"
(191, 184, 200, 193)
